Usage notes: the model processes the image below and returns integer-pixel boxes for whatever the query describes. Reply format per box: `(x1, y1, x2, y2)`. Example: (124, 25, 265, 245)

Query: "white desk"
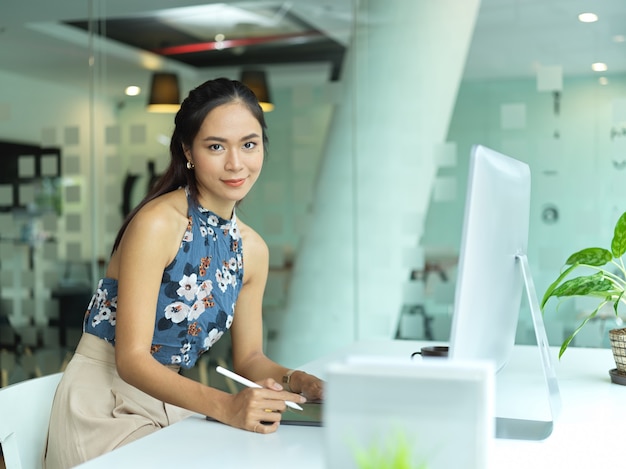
(78, 340, 624, 469)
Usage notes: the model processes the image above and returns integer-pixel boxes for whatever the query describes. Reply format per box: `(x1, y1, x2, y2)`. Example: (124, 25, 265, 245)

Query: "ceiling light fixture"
(591, 62, 608, 72)
(240, 70, 274, 112)
(125, 85, 141, 96)
(578, 12, 598, 23)
(598, 77, 609, 85)
(147, 72, 181, 113)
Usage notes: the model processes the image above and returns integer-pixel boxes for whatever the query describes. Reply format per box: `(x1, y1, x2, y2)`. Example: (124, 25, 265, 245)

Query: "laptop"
(281, 400, 323, 426)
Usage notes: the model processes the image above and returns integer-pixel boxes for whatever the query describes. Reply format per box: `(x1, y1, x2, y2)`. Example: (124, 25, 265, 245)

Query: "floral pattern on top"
(83, 189, 243, 369)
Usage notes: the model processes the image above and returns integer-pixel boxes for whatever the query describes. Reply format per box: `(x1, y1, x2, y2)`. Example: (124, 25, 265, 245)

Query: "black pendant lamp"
(240, 70, 274, 112)
(147, 72, 180, 113)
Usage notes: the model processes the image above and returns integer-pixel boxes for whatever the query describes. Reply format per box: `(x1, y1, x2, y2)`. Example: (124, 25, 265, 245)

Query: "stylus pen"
(216, 365, 304, 411)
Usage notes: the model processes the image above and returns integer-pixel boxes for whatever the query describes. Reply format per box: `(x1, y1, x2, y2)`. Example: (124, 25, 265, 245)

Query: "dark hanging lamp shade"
(240, 70, 274, 112)
(147, 72, 180, 113)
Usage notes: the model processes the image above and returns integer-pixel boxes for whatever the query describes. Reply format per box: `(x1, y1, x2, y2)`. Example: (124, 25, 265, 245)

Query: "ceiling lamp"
(591, 62, 608, 72)
(147, 72, 180, 113)
(125, 85, 141, 96)
(240, 70, 274, 112)
(578, 12, 598, 23)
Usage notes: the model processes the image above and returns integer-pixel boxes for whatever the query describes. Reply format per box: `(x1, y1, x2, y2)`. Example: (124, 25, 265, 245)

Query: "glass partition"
(410, 3, 626, 355)
(0, 0, 356, 383)
(1, 0, 625, 388)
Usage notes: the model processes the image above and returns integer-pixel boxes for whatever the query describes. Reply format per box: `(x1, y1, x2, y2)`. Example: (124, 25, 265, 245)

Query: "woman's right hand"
(223, 381, 305, 434)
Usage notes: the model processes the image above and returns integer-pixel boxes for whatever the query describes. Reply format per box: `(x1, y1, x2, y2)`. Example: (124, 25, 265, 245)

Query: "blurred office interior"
(0, 0, 625, 386)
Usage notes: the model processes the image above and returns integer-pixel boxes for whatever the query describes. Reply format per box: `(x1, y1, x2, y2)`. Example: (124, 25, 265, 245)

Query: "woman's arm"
(230, 223, 324, 401)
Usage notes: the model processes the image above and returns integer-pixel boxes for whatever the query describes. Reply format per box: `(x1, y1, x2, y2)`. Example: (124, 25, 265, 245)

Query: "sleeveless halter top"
(83, 189, 244, 368)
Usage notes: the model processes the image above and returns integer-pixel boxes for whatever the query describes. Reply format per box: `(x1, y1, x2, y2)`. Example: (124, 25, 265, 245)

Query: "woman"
(43, 78, 324, 468)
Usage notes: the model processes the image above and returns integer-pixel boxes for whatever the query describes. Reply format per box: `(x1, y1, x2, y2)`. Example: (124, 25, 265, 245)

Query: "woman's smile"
(223, 178, 246, 187)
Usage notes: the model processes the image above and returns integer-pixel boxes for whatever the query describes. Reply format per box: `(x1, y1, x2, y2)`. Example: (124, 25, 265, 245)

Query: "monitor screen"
(449, 144, 531, 372)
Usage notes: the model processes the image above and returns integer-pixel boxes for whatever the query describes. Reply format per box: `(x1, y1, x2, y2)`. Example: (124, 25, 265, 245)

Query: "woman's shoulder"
(238, 219, 269, 260)
(109, 189, 189, 276)
(132, 189, 188, 232)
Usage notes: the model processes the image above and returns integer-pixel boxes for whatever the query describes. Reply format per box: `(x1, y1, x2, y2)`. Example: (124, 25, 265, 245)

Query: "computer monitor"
(449, 144, 530, 372)
(448, 144, 561, 440)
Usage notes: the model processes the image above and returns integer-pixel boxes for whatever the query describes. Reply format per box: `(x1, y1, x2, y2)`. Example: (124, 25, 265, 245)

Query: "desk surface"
(78, 340, 624, 469)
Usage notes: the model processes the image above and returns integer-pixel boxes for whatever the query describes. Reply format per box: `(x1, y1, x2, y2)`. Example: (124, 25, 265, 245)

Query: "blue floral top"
(83, 189, 244, 368)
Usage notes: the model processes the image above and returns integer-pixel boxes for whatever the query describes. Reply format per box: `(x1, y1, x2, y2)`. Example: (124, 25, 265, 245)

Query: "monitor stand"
(495, 254, 562, 441)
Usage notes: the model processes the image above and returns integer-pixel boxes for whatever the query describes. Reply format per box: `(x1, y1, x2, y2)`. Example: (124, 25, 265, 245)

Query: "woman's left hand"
(291, 371, 324, 402)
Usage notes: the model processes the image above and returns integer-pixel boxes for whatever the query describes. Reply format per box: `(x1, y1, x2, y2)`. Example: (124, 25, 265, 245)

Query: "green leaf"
(559, 334, 575, 359)
(613, 290, 625, 316)
(565, 248, 612, 266)
(558, 302, 604, 359)
(541, 264, 578, 309)
(550, 272, 614, 298)
(611, 212, 626, 258)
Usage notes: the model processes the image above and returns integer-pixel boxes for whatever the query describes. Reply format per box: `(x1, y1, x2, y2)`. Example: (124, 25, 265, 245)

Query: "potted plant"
(541, 211, 626, 383)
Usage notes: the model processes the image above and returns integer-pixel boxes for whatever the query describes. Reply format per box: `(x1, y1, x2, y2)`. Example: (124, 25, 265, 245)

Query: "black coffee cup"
(411, 345, 449, 359)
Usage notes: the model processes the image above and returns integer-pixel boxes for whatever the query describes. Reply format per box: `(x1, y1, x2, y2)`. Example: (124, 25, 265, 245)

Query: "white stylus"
(216, 365, 304, 411)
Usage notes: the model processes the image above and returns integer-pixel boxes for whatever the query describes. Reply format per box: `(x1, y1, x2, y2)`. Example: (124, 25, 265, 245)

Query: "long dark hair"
(111, 77, 268, 254)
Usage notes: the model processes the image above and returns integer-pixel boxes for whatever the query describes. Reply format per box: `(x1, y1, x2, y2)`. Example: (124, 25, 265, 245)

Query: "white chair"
(0, 373, 62, 469)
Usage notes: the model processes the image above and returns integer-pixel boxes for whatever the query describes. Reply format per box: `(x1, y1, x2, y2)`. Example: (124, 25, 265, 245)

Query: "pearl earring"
(186, 161, 194, 170)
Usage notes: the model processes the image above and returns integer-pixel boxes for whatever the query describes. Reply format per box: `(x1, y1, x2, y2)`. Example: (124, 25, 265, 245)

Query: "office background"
(0, 0, 625, 384)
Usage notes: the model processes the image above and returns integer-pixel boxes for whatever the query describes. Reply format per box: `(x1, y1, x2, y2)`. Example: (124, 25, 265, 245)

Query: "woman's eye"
(243, 142, 256, 150)
(209, 144, 223, 151)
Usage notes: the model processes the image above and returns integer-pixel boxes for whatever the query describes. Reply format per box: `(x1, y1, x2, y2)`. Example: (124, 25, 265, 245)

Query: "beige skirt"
(43, 333, 193, 469)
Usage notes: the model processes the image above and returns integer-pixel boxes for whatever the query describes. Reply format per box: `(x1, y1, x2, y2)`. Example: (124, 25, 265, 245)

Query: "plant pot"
(609, 328, 626, 384)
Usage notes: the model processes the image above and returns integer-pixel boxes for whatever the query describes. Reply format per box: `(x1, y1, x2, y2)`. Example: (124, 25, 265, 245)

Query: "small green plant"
(541, 211, 626, 358)
(352, 430, 428, 469)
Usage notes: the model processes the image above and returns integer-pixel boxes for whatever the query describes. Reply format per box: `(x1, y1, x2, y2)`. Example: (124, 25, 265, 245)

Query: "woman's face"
(185, 100, 264, 215)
